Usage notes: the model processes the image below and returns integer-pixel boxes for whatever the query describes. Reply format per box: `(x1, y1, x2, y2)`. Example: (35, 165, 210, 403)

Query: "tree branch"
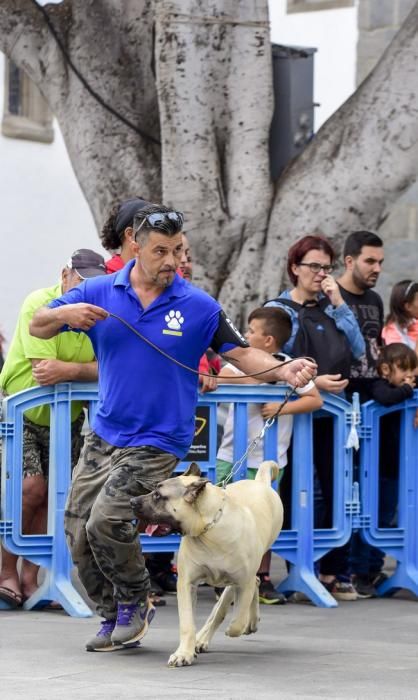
(257, 0, 418, 301)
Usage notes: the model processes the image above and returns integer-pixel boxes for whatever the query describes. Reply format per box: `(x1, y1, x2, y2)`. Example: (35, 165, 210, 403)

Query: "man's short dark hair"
(248, 307, 292, 350)
(343, 231, 383, 258)
(133, 203, 183, 243)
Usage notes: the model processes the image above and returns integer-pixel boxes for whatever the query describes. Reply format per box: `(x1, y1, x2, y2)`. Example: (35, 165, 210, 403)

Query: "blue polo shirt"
(48, 261, 235, 457)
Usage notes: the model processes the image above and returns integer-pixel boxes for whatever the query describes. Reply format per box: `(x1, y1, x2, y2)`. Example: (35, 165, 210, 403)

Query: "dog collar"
(197, 491, 227, 536)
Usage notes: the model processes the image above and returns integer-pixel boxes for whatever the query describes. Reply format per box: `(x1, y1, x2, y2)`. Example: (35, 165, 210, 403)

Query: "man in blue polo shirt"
(30, 203, 316, 653)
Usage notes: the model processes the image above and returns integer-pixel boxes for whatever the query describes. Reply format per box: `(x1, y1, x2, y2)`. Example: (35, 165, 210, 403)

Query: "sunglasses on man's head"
(135, 211, 184, 236)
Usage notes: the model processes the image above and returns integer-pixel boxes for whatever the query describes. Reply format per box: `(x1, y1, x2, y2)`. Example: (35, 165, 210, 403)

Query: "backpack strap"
(272, 297, 302, 312)
(276, 297, 326, 312)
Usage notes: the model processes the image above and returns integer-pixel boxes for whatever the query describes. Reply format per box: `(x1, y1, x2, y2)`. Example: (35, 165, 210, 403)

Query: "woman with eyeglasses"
(265, 234, 365, 603)
(382, 280, 418, 354)
(265, 235, 365, 384)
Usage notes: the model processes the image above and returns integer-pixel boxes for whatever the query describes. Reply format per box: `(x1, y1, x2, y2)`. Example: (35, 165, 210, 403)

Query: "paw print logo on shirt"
(165, 310, 184, 331)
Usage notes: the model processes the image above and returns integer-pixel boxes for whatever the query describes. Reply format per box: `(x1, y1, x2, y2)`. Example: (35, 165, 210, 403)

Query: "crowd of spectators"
(0, 199, 417, 623)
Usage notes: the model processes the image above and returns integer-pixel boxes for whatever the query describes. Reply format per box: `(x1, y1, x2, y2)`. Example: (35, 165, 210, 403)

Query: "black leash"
(107, 311, 312, 489)
(108, 312, 312, 379)
(217, 386, 298, 487)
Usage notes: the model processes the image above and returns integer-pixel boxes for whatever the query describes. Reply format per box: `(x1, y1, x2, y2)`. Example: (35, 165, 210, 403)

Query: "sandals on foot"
(0, 586, 23, 609)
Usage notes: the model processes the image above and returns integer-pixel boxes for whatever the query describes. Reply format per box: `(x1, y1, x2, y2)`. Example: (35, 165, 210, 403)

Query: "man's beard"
(353, 266, 378, 290)
(154, 273, 174, 288)
(140, 259, 175, 287)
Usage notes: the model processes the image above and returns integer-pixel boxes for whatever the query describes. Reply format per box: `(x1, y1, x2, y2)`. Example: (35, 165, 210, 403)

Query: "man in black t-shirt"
(337, 230, 386, 598)
(337, 231, 385, 403)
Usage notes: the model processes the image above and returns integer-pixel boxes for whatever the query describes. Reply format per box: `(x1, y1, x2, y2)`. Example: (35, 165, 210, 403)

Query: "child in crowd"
(371, 342, 418, 439)
(216, 307, 322, 604)
(372, 343, 418, 406)
(353, 343, 418, 596)
(382, 280, 418, 351)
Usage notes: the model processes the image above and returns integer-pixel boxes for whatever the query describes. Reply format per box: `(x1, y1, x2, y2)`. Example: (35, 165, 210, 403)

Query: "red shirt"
(105, 255, 124, 274)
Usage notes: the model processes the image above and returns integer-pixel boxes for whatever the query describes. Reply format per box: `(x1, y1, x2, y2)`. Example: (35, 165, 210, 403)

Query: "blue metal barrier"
(5, 384, 417, 614)
(358, 390, 418, 597)
(276, 393, 357, 607)
(0, 383, 98, 616)
(1, 382, 360, 614)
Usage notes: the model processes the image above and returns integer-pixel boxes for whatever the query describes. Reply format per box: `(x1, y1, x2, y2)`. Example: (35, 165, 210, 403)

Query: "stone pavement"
(1, 580, 418, 700)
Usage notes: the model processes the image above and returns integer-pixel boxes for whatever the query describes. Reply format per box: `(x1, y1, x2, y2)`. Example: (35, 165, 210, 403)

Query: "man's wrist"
(55, 305, 70, 328)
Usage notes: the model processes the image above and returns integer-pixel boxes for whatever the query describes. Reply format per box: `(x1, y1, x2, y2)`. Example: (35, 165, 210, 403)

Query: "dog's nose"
(130, 497, 139, 509)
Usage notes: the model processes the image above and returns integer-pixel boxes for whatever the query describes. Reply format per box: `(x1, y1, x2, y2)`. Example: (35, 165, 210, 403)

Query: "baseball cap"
(67, 249, 107, 279)
(114, 197, 151, 235)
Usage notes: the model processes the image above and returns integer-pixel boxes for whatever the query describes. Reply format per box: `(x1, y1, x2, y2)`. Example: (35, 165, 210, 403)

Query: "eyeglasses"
(298, 262, 334, 274)
(134, 211, 184, 237)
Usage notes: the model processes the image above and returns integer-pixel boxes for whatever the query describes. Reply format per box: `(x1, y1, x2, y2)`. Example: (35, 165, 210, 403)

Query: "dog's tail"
(255, 460, 280, 484)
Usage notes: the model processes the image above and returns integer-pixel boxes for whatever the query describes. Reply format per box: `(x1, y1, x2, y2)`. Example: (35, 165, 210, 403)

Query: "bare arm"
(315, 374, 349, 394)
(261, 384, 323, 419)
(217, 365, 264, 385)
(30, 303, 108, 339)
(224, 346, 317, 388)
(31, 359, 98, 385)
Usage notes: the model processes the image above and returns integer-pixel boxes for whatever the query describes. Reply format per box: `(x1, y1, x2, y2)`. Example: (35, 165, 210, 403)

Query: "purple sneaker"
(111, 599, 155, 646)
(86, 618, 141, 652)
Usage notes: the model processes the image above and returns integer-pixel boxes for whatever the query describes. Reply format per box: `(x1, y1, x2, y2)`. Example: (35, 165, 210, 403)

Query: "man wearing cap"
(0, 249, 106, 610)
(30, 204, 316, 652)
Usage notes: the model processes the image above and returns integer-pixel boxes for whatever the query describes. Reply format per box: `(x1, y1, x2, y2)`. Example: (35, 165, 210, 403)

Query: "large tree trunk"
(154, 0, 273, 298)
(1, 0, 418, 323)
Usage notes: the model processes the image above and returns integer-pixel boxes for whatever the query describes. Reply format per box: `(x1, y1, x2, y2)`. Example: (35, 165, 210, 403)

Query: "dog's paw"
(195, 639, 209, 654)
(168, 649, 197, 667)
(225, 622, 245, 638)
(243, 620, 258, 635)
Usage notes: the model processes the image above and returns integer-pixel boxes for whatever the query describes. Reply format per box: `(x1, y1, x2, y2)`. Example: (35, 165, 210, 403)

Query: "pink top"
(382, 320, 418, 348)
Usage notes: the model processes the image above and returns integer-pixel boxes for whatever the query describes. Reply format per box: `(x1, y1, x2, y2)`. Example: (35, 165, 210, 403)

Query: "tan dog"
(131, 460, 283, 667)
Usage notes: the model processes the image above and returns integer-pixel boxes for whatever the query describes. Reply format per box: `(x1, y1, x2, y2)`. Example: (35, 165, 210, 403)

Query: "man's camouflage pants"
(64, 430, 178, 619)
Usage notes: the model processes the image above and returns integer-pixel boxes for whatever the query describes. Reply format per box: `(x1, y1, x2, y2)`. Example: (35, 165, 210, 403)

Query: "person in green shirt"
(0, 249, 106, 609)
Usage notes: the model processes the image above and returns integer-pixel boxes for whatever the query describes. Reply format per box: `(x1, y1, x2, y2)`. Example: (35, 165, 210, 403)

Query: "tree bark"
(0, 0, 162, 228)
(1, 0, 418, 322)
(154, 0, 273, 298)
(254, 0, 418, 304)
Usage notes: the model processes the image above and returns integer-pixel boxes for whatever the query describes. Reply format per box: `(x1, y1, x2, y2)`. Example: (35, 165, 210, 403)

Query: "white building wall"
(0, 52, 102, 351)
(268, 0, 358, 129)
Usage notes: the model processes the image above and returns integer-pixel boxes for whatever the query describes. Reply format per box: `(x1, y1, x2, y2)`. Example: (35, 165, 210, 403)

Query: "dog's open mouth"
(145, 523, 175, 536)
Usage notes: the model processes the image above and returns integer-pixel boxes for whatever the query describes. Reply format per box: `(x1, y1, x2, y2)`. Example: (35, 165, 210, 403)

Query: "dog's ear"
(183, 478, 210, 503)
(182, 462, 201, 477)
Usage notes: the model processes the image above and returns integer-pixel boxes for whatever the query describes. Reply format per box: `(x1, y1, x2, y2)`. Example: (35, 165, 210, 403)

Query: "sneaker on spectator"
(351, 574, 377, 599)
(321, 576, 358, 601)
(111, 599, 155, 646)
(85, 618, 141, 652)
(353, 572, 388, 598)
(258, 575, 287, 605)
